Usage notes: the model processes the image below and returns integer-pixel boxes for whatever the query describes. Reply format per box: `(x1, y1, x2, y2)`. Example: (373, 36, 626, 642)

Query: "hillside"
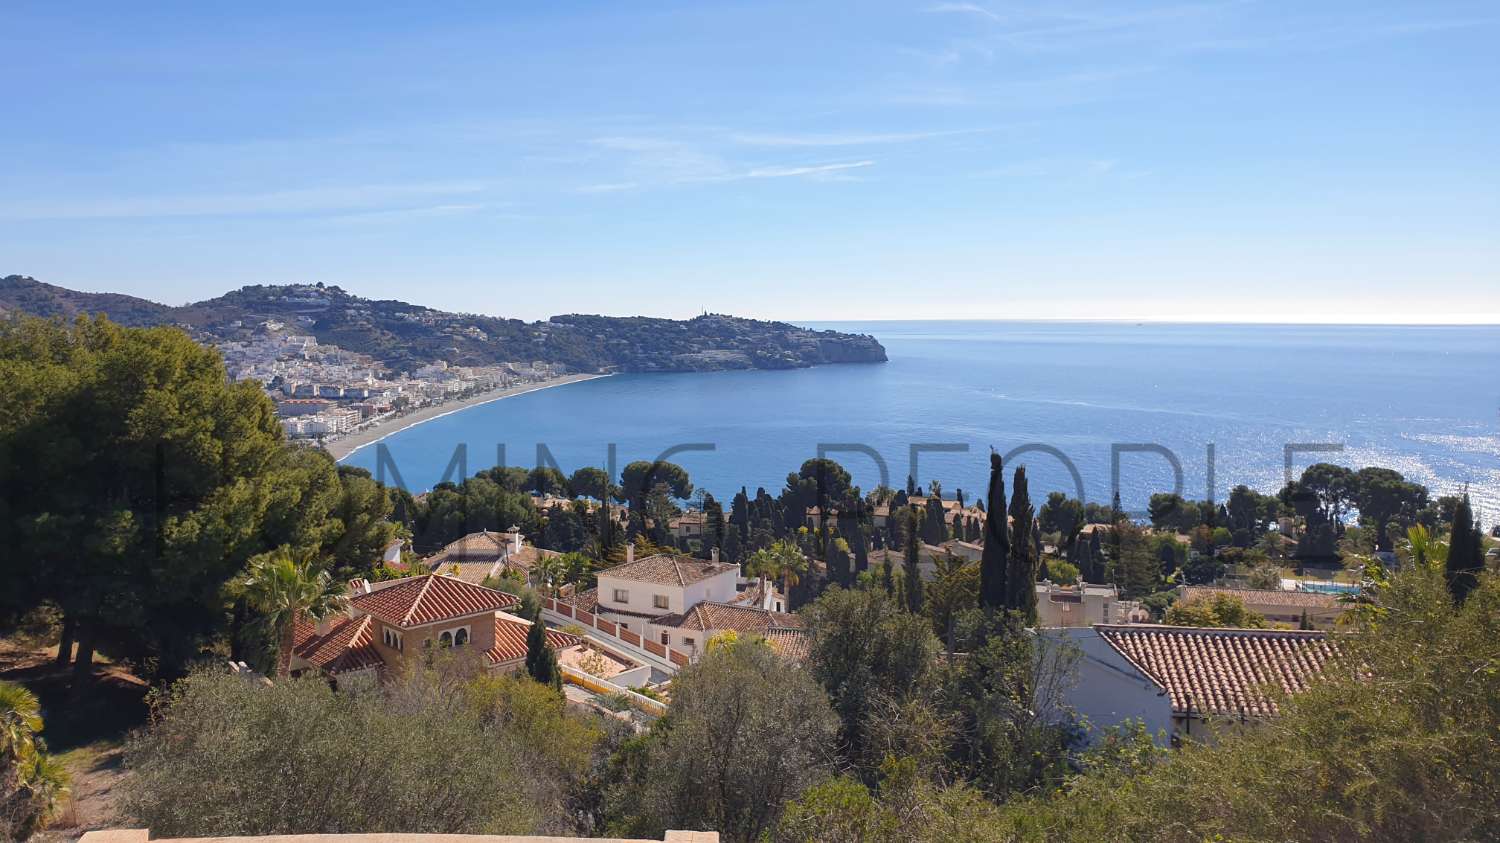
(0, 276, 887, 373)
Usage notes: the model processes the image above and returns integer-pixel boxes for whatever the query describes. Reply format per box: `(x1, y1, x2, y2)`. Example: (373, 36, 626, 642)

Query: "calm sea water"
(345, 321, 1500, 522)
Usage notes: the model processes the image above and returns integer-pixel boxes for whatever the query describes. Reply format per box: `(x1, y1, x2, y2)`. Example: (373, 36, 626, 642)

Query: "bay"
(343, 321, 1500, 521)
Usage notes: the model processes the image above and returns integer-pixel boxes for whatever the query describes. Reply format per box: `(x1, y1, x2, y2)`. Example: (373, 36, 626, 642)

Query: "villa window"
(661, 632, 670, 645)
(454, 627, 469, 647)
(439, 630, 453, 648)
(614, 589, 629, 604)
(653, 594, 669, 609)
(684, 637, 696, 648)
(383, 627, 403, 652)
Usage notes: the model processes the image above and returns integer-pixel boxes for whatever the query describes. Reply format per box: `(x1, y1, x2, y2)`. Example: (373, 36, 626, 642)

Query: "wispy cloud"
(727, 128, 989, 147)
(0, 181, 489, 221)
(583, 134, 878, 192)
(928, 3, 1004, 24)
(574, 182, 640, 194)
(741, 160, 875, 180)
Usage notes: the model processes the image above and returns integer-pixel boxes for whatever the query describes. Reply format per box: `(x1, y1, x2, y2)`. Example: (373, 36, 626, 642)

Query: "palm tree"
(1404, 524, 1448, 570)
(1, 681, 68, 839)
(234, 547, 349, 677)
(0, 681, 42, 762)
(533, 553, 568, 597)
(746, 540, 808, 604)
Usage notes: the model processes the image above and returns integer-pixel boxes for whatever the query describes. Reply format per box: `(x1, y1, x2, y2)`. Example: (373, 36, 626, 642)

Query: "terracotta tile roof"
(558, 587, 598, 613)
(1179, 586, 1342, 609)
(430, 561, 501, 585)
(351, 575, 518, 628)
(655, 601, 803, 634)
(1096, 624, 1338, 717)
(486, 614, 582, 667)
(764, 627, 812, 662)
(499, 544, 561, 573)
(425, 529, 507, 563)
(597, 553, 736, 586)
(292, 615, 382, 675)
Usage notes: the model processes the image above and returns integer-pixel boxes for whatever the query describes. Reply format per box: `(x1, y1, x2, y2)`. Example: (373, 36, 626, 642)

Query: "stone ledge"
(80, 831, 718, 843)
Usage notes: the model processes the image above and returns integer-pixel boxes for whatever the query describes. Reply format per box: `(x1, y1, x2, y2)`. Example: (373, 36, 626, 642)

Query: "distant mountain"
(0, 275, 887, 373)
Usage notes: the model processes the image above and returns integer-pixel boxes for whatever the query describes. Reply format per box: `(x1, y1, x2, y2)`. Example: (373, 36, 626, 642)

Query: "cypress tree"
(923, 499, 947, 544)
(904, 508, 924, 613)
(525, 608, 559, 688)
(979, 452, 1009, 610)
(1006, 465, 1038, 624)
(1445, 494, 1483, 604)
(882, 553, 895, 598)
(853, 523, 869, 574)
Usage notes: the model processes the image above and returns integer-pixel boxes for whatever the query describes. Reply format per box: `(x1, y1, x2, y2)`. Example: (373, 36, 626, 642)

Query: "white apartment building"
(1035, 580, 1146, 628)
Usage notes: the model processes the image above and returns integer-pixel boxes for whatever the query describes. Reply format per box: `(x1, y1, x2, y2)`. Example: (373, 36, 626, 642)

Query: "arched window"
(439, 630, 453, 648)
(454, 627, 469, 647)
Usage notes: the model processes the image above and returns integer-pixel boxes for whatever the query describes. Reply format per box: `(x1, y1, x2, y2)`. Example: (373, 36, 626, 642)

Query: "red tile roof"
(1096, 624, 1338, 717)
(558, 587, 598, 614)
(486, 614, 582, 667)
(654, 601, 802, 634)
(764, 627, 812, 662)
(291, 615, 382, 675)
(597, 554, 736, 586)
(351, 575, 517, 628)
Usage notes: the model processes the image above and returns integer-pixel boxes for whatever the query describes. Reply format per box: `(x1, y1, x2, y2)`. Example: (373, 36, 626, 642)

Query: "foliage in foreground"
(119, 665, 612, 837)
(778, 567, 1500, 842)
(0, 680, 69, 840)
(603, 637, 839, 843)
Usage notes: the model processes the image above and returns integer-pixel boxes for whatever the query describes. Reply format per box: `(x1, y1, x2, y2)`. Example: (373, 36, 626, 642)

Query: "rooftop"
(291, 615, 382, 675)
(654, 601, 802, 634)
(351, 575, 518, 628)
(597, 553, 737, 587)
(1095, 624, 1338, 717)
(487, 614, 582, 667)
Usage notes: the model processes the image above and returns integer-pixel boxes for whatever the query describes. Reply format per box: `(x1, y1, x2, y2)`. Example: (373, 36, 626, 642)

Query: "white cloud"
(928, 3, 1003, 24)
(727, 128, 988, 147)
(742, 160, 876, 179)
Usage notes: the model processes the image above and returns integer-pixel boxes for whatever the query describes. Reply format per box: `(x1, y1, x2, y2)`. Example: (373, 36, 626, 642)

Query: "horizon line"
(794, 315, 1500, 328)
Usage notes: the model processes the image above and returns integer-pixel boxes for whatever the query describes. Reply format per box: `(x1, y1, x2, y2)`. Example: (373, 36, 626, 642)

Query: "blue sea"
(344, 322, 1500, 522)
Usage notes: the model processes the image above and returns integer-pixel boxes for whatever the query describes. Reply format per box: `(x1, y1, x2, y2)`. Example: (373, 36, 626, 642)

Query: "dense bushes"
(119, 665, 612, 837)
(994, 567, 1500, 841)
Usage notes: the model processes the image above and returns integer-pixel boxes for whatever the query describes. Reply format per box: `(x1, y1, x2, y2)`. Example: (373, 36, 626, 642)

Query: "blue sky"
(2, 1, 1497, 322)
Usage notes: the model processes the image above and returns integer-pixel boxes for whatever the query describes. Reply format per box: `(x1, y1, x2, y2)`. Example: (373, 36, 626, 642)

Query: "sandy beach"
(323, 372, 608, 461)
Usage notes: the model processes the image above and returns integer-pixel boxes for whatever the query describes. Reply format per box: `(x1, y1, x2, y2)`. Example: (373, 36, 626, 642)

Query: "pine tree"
(1006, 465, 1038, 624)
(1445, 494, 1484, 604)
(904, 509, 924, 613)
(979, 453, 1009, 610)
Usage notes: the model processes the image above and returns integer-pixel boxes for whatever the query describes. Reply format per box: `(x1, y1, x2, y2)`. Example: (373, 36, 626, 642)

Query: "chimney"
(315, 614, 337, 636)
(710, 547, 720, 564)
(510, 525, 522, 554)
(626, 542, 635, 564)
(760, 576, 774, 611)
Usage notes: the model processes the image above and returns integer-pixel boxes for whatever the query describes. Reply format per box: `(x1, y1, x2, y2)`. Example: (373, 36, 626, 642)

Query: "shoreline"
(323, 373, 610, 462)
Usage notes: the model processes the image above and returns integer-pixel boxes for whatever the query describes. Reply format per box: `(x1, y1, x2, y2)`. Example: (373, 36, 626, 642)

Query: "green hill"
(0, 275, 887, 374)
